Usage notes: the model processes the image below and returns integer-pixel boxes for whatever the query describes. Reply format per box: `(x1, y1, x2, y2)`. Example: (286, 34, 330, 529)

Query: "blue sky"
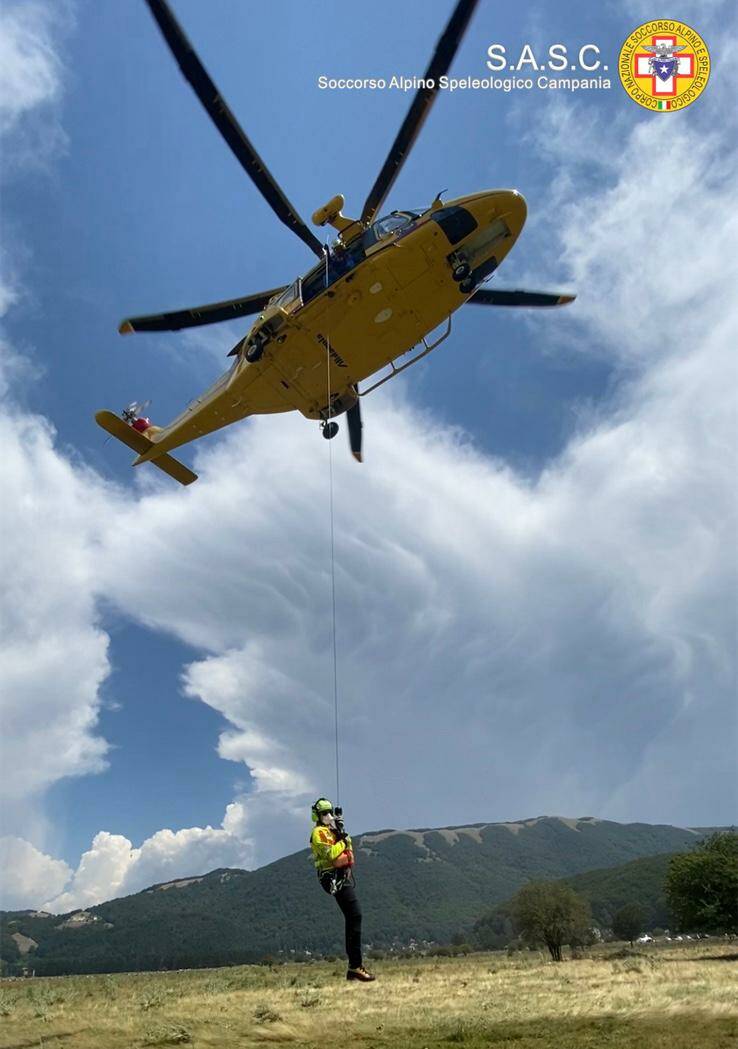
(1, 0, 736, 911)
(5, 0, 622, 472)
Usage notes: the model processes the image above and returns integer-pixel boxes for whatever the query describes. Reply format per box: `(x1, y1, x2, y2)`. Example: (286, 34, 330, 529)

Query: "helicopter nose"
(500, 189, 527, 237)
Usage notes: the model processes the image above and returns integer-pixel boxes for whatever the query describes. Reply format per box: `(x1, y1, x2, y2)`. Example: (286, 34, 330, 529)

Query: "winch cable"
(323, 246, 341, 806)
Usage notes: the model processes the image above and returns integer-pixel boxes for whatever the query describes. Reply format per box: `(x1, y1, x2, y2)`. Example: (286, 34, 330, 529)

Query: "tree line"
(474, 832, 737, 961)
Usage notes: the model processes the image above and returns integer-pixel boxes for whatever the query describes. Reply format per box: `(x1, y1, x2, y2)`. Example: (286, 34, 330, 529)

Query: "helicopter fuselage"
(136, 189, 526, 462)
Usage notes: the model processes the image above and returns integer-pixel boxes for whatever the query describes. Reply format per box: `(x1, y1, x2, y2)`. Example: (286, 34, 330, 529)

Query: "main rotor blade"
(469, 289, 577, 308)
(346, 397, 363, 463)
(119, 287, 286, 334)
(360, 0, 479, 227)
(144, 0, 324, 258)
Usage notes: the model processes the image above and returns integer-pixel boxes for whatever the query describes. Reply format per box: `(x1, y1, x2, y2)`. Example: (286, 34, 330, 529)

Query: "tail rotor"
(122, 400, 152, 425)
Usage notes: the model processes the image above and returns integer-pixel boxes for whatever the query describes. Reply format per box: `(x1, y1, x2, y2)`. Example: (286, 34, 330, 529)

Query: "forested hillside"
(1, 816, 714, 975)
(473, 851, 677, 948)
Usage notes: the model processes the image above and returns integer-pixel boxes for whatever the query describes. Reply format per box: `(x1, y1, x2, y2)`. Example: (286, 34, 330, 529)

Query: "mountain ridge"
(1, 815, 721, 975)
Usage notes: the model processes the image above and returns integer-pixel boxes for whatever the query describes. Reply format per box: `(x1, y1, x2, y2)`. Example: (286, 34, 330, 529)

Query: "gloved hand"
(333, 817, 347, 840)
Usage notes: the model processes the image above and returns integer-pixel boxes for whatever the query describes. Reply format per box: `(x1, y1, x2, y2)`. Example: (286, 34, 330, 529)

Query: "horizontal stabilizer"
(95, 410, 198, 486)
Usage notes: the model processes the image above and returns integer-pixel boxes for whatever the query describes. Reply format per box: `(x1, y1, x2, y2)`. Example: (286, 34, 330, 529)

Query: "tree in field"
(612, 902, 646, 945)
(510, 882, 591, 962)
(666, 832, 738, 934)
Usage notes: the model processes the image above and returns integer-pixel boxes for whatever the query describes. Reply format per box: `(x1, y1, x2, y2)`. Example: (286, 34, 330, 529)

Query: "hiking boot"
(347, 966, 376, 982)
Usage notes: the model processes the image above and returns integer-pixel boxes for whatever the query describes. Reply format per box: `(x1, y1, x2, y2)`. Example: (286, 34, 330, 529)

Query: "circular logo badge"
(619, 21, 710, 112)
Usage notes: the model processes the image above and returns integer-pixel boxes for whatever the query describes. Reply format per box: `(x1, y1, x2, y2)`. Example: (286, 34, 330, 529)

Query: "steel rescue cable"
(324, 246, 341, 806)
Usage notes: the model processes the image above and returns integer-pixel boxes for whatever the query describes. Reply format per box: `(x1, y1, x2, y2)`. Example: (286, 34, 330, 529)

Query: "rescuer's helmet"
(311, 798, 333, 823)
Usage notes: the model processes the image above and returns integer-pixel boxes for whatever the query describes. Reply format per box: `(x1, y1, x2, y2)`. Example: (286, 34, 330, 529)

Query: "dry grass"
(0, 943, 736, 1048)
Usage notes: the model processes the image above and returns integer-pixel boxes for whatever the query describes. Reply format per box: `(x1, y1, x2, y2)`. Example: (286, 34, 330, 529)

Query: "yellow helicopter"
(96, 0, 574, 485)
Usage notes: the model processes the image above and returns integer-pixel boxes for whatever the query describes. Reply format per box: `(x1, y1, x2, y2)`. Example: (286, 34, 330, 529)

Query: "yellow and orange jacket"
(310, 824, 354, 872)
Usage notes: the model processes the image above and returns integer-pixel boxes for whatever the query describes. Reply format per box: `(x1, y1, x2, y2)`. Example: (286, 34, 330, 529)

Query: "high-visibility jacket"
(310, 824, 353, 872)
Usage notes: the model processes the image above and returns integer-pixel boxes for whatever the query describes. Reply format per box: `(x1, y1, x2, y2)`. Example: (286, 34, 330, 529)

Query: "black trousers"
(334, 882, 362, 969)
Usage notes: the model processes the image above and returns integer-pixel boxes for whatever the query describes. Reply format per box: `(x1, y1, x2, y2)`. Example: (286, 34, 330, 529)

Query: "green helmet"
(311, 798, 333, 823)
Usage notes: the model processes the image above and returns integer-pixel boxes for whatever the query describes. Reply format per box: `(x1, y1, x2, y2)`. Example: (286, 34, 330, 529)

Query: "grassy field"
(1, 944, 736, 1048)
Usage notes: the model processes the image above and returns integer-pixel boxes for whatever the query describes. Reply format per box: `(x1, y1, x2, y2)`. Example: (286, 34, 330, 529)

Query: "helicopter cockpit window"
(371, 212, 417, 241)
(361, 211, 420, 251)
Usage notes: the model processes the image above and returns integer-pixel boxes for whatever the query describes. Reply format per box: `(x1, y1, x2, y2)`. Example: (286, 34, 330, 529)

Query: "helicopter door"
(385, 239, 428, 289)
(382, 219, 426, 288)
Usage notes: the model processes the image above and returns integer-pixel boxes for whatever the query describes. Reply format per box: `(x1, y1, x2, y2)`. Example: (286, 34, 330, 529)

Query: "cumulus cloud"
(0, 251, 114, 821)
(2, 795, 264, 912)
(2, 6, 735, 910)
(0, 406, 114, 806)
(0, 0, 115, 900)
(2, 795, 262, 912)
(43, 814, 256, 913)
(91, 72, 736, 862)
(0, 836, 71, 910)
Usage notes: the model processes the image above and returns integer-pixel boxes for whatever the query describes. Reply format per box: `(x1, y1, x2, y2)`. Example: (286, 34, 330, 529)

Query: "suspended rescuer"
(310, 798, 376, 982)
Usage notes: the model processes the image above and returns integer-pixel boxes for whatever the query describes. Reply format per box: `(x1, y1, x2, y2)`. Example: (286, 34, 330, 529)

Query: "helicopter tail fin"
(95, 410, 198, 486)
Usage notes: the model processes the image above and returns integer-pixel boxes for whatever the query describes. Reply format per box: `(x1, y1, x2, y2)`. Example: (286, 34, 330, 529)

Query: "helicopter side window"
(332, 238, 366, 277)
(301, 265, 326, 306)
(271, 280, 300, 309)
(300, 238, 369, 307)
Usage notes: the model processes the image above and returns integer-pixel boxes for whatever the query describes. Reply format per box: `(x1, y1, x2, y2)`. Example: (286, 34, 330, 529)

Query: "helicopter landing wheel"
(459, 277, 475, 294)
(452, 261, 470, 281)
(321, 421, 339, 440)
(245, 342, 265, 363)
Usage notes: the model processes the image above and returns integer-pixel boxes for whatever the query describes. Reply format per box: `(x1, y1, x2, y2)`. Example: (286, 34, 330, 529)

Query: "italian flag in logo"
(657, 100, 672, 111)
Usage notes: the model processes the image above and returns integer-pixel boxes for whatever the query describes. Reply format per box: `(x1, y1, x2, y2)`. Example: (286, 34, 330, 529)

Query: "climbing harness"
(319, 866, 354, 895)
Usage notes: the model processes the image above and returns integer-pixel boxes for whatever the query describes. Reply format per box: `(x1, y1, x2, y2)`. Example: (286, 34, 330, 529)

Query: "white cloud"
(89, 76, 735, 864)
(0, 403, 114, 809)
(2, 809, 259, 913)
(0, 2, 60, 132)
(0, 1, 70, 170)
(41, 832, 134, 913)
(1, 4, 735, 910)
(0, 836, 71, 910)
(43, 815, 256, 913)
(0, 263, 20, 320)
(0, 0, 115, 889)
